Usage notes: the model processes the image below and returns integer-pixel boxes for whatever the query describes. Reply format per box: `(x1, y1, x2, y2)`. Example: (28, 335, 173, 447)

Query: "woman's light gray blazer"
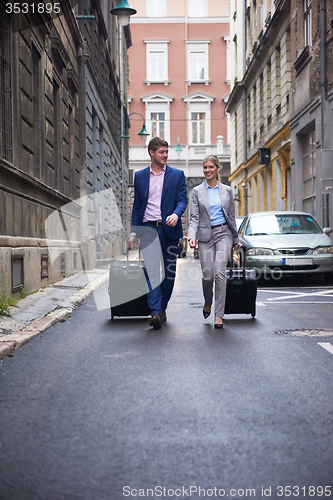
(188, 181, 240, 244)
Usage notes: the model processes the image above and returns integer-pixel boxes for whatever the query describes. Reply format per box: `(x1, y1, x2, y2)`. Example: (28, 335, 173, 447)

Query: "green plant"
(0, 286, 11, 316)
(20, 288, 27, 299)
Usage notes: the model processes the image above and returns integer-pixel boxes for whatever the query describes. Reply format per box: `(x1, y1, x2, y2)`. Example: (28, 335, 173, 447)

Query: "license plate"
(282, 258, 313, 266)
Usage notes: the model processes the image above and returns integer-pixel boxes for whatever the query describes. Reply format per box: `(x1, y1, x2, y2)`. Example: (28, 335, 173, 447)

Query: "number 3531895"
(277, 486, 331, 496)
(6, 3, 61, 14)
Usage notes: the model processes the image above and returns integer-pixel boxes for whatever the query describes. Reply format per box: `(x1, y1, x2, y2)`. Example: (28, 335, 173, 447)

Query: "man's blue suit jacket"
(131, 165, 188, 240)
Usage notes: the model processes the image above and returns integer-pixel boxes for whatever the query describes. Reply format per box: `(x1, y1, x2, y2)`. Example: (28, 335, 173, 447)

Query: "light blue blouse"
(206, 182, 226, 225)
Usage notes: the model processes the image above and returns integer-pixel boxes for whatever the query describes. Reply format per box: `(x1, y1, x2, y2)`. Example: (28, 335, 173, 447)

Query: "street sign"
(258, 147, 270, 164)
(321, 179, 333, 195)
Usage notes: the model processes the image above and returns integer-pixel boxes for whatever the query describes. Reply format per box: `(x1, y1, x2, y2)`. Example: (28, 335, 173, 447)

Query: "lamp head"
(175, 138, 183, 152)
(111, 0, 137, 26)
(138, 123, 150, 141)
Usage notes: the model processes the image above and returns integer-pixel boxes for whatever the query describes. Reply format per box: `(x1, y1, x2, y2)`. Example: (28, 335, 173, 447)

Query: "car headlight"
(312, 246, 333, 254)
(246, 248, 275, 256)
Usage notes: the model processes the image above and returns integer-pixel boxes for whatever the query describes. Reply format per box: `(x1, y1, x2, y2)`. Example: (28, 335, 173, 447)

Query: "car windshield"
(245, 214, 322, 236)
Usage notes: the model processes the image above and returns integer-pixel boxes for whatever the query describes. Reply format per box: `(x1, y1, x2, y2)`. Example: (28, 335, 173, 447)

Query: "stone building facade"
(226, 0, 292, 216)
(227, 0, 333, 229)
(289, 0, 333, 228)
(0, 0, 129, 297)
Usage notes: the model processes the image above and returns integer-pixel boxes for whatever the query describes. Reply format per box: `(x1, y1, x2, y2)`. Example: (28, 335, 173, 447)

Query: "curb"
(0, 272, 109, 362)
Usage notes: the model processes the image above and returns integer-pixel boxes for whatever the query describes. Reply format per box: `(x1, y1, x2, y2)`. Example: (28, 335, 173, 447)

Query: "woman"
(188, 155, 240, 328)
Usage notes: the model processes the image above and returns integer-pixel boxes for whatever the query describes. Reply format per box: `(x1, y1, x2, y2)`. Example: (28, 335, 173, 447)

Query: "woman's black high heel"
(203, 308, 211, 319)
(214, 318, 223, 329)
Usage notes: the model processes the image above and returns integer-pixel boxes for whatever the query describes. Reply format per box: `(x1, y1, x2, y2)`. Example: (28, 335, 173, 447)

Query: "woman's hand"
(189, 238, 198, 248)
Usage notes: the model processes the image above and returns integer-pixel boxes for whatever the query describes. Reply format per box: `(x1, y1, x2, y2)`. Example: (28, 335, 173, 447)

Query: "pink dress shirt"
(143, 166, 166, 222)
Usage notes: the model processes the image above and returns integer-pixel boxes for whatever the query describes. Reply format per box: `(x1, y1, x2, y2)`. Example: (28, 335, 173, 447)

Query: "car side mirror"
(323, 227, 332, 234)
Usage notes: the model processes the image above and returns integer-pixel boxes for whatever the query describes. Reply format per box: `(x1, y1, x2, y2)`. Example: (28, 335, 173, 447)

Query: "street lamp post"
(111, 0, 137, 253)
(121, 112, 150, 140)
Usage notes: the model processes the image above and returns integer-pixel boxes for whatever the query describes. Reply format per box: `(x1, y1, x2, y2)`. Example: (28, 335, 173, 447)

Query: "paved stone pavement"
(0, 268, 110, 361)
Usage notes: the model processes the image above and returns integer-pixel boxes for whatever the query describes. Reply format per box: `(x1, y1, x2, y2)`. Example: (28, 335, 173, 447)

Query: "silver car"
(237, 211, 333, 278)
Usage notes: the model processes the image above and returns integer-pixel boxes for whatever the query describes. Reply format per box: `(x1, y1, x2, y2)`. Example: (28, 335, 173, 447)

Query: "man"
(128, 137, 188, 329)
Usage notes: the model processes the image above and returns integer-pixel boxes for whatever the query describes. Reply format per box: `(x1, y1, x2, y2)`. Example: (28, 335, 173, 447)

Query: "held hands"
(189, 238, 198, 249)
(128, 235, 138, 249)
(165, 213, 178, 227)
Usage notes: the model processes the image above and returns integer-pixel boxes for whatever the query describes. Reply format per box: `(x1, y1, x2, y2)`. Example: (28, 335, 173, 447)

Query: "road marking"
(265, 301, 333, 304)
(318, 342, 333, 355)
(256, 302, 266, 306)
(266, 289, 333, 301)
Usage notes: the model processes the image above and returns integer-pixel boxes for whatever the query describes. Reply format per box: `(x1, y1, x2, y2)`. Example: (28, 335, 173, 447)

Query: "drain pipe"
(320, 0, 326, 149)
(243, 0, 248, 215)
(320, 0, 329, 226)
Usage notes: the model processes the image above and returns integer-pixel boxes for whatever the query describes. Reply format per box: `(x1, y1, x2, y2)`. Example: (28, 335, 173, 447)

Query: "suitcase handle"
(126, 246, 145, 279)
(228, 246, 245, 279)
(127, 246, 144, 262)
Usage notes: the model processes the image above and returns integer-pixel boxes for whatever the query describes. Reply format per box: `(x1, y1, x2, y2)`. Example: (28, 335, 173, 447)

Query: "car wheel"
(324, 272, 333, 285)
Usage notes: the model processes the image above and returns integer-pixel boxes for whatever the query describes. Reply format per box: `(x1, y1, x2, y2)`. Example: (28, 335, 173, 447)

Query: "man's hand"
(189, 238, 198, 248)
(128, 235, 138, 249)
(165, 213, 178, 226)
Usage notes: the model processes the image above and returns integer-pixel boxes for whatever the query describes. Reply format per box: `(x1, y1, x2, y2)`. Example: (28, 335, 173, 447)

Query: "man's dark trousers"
(139, 224, 178, 316)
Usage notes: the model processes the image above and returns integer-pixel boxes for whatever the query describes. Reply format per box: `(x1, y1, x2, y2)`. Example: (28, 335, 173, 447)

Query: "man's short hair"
(148, 137, 168, 156)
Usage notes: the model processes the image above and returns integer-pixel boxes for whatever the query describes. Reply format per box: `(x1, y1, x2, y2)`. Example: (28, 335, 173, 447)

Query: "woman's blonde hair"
(203, 154, 220, 181)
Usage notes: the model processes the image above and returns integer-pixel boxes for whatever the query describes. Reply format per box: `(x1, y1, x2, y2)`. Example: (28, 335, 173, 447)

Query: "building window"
(41, 254, 49, 279)
(223, 34, 230, 84)
(252, 84, 257, 145)
(53, 79, 60, 189)
(0, 2, 13, 163)
(266, 60, 272, 124)
(234, 111, 238, 161)
(304, 0, 312, 47)
(191, 112, 205, 144)
(146, 0, 166, 17)
(61, 253, 66, 277)
(187, 42, 210, 84)
(12, 256, 24, 292)
(259, 73, 264, 131)
(190, 51, 205, 80)
(142, 92, 173, 144)
(32, 47, 42, 180)
(260, 0, 264, 30)
(151, 112, 165, 139)
(275, 45, 281, 112)
(145, 42, 169, 84)
(188, 0, 207, 17)
(302, 129, 316, 214)
(183, 92, 213, 145)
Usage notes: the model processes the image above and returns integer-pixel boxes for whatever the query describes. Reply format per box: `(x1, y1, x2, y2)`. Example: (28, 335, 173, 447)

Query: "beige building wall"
(132, 0, 227, 17)
(128, 0, 231, 185)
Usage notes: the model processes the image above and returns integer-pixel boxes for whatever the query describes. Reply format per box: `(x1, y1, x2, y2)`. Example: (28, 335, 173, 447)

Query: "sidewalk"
(0, 268, 110, 361)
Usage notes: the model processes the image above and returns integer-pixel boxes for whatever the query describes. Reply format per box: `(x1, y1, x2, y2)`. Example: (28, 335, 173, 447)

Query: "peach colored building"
(127, 0, 231, 190)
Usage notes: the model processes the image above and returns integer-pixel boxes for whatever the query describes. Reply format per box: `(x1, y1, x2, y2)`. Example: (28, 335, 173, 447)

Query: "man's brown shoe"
(161, 310, 167, 322)
(149, 314, 162, 329)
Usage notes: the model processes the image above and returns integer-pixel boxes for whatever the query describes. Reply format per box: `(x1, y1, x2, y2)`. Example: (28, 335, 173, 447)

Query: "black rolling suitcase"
(224, 267, 257, 318)
(108, 251, 150, 319)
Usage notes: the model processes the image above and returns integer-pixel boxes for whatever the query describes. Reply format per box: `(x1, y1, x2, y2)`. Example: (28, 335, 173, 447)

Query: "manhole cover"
(277, 329, 333, 337)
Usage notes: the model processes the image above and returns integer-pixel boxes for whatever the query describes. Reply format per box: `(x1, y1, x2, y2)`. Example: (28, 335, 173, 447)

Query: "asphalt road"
(0, 259, 332, 500)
